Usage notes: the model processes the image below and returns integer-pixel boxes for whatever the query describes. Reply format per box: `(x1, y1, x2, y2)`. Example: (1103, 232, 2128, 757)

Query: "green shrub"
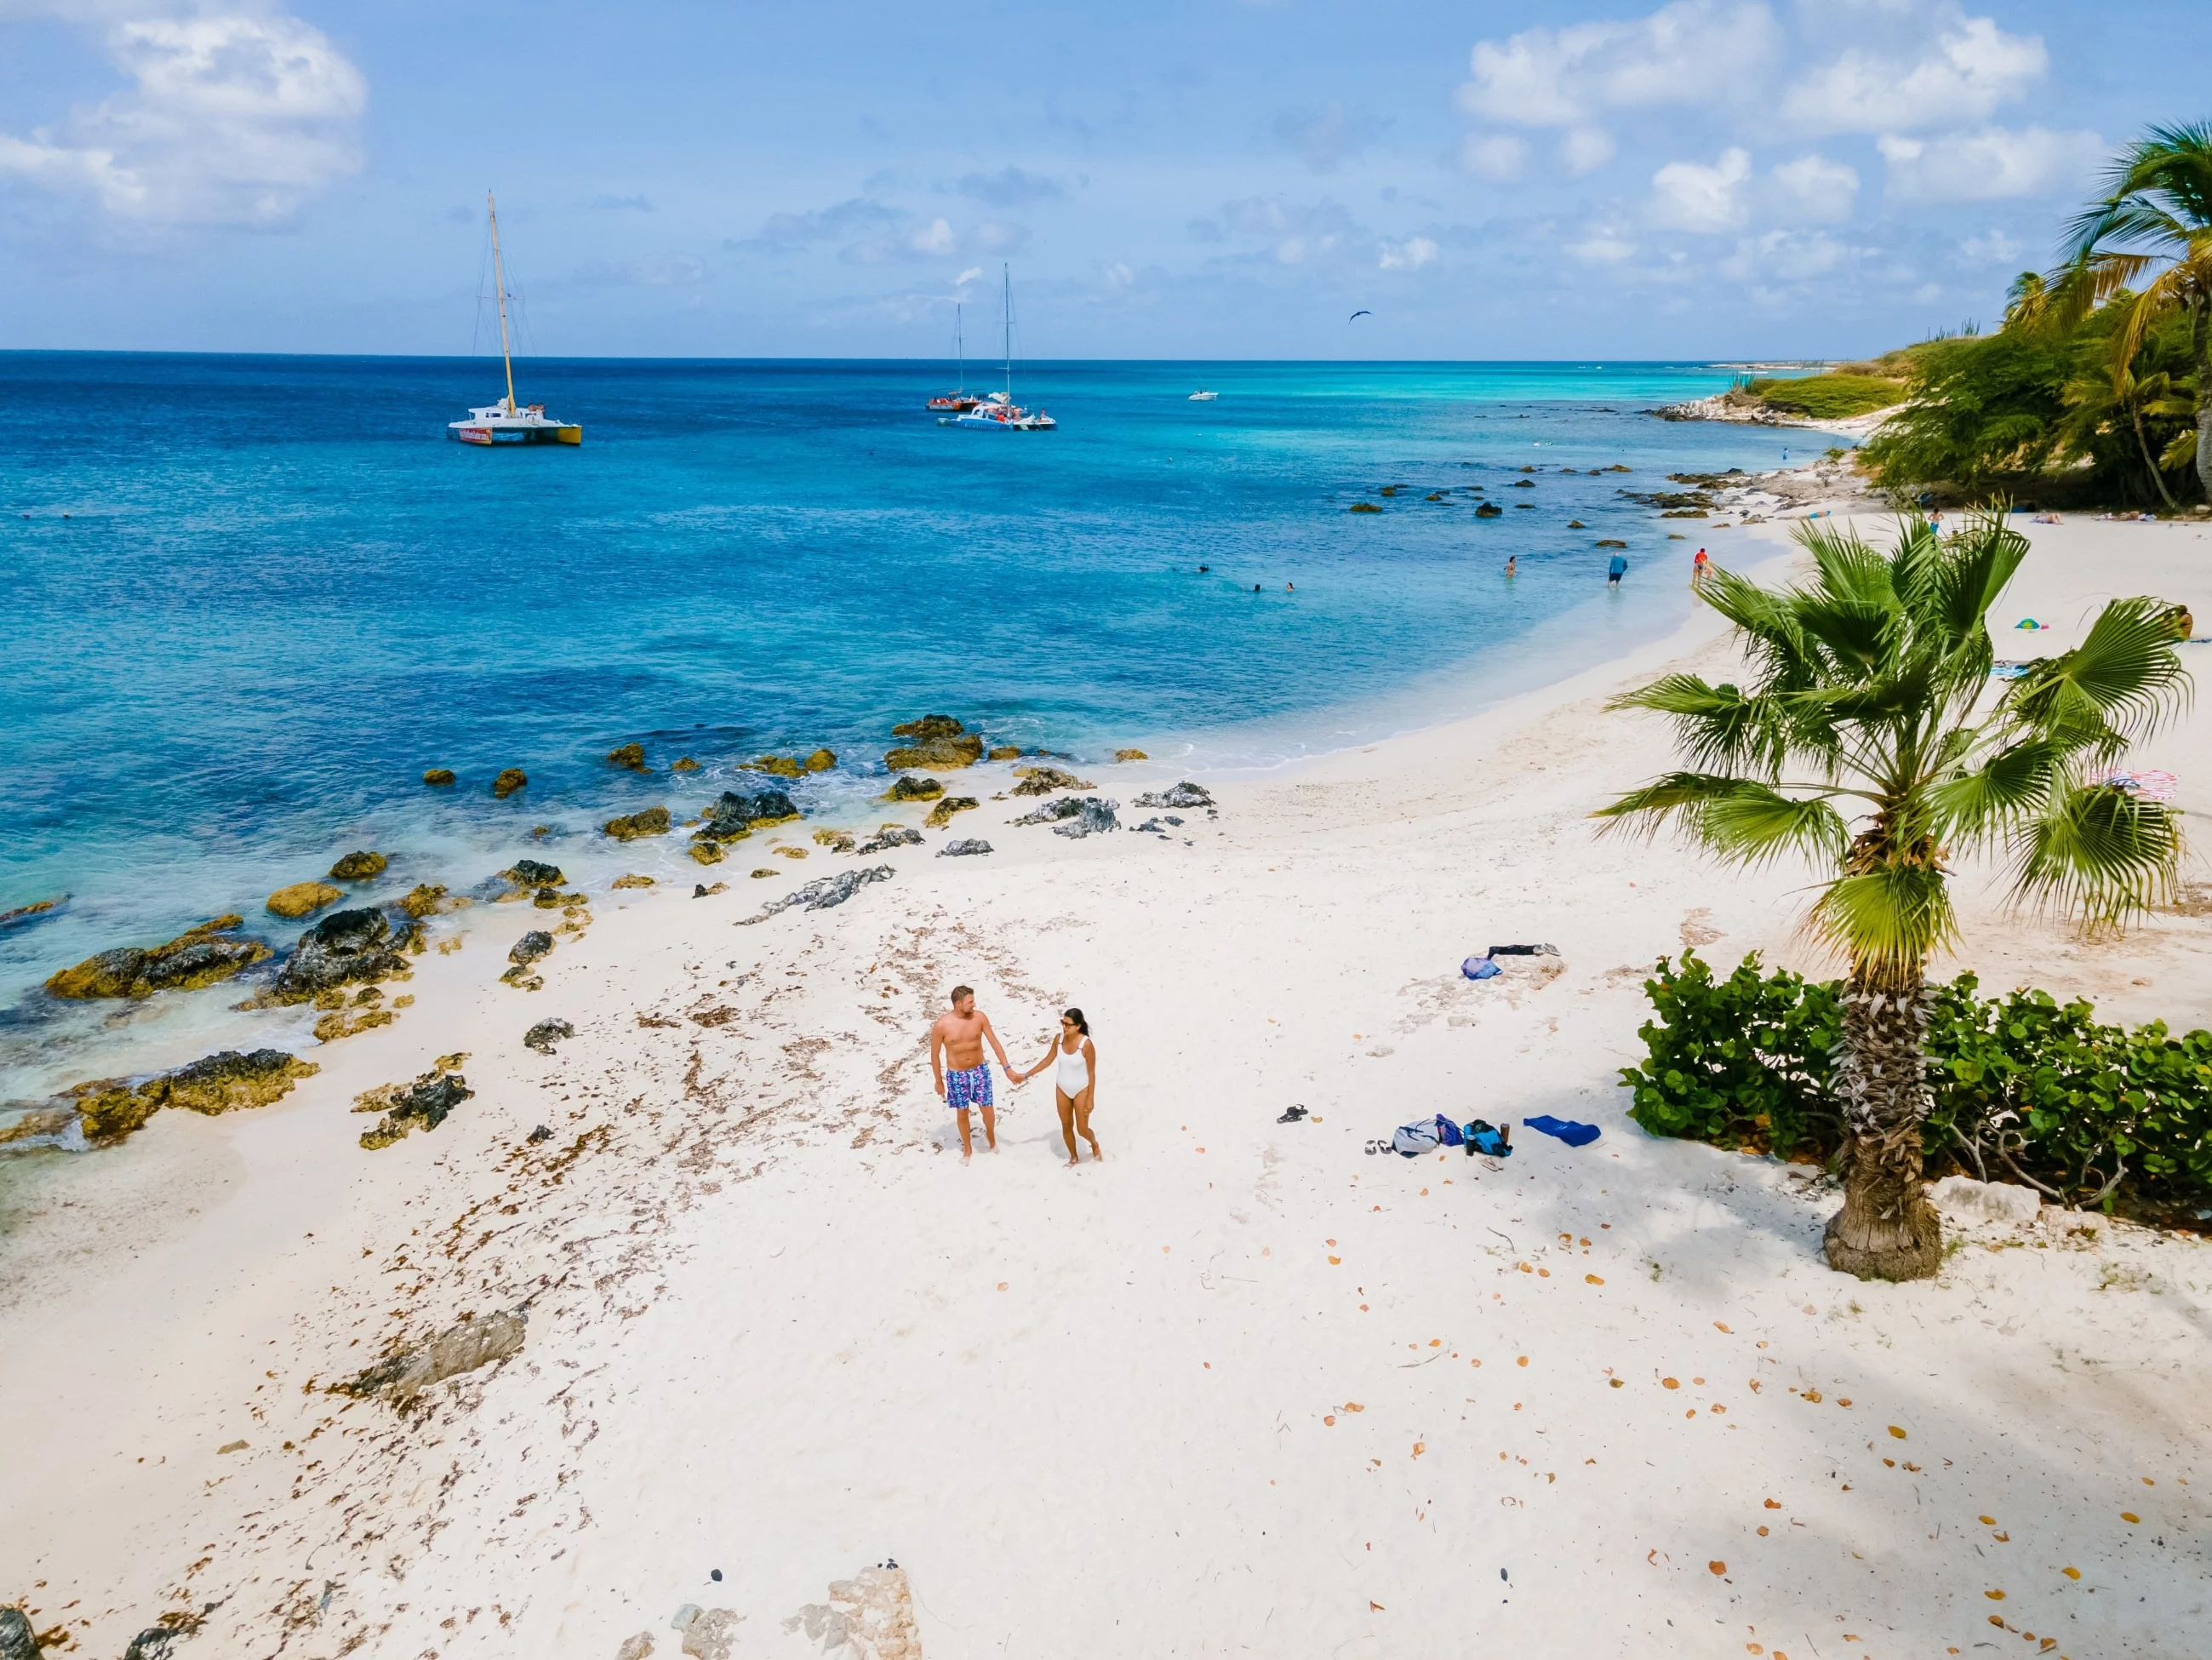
(1746, 373, 1906, 420)
(1622, 952, 2212, 1214)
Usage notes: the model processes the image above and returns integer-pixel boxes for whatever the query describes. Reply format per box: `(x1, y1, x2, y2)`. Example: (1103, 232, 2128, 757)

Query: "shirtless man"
(929, 984, 1015, 1159)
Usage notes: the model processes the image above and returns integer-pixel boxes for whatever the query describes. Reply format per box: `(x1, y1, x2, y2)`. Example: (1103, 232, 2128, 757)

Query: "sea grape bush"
(1622, 952, 2212, 1212)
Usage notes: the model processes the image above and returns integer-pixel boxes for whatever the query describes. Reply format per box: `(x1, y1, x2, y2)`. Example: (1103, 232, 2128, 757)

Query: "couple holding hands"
(929, 985, 1100, 1166)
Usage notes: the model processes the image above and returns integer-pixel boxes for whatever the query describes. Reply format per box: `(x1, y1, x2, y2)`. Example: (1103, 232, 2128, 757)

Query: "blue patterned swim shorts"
(945, 1062, 993, 1112)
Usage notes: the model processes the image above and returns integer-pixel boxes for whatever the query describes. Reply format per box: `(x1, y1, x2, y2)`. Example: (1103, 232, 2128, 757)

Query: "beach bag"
(1432, 1115, 1466, 1148)
(1391, 1120, 1442, 1157)
(1466, 1118, 1512, 1158)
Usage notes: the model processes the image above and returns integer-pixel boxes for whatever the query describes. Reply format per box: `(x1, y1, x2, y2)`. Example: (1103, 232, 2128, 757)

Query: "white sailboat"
(449, 191, 581, 446)
(952, 267, 1055, 431)
(928, 304, 979, 412)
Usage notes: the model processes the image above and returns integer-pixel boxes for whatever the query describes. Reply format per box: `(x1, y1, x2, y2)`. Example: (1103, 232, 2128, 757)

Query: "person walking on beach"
(930, 984, 1015, 1159)
(1691, 547, 1709, 587)
(1607, 550, 1629, 587)
(1016, 1008, 1100, 1166)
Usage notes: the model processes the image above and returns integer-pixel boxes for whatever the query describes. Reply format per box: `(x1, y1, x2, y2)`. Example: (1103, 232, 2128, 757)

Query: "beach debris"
(1135, 781, 1214, 809)
(69, 1048, 317, 1144)
(612, 873, 655, 889)
(614, 1634, 654, 1660)
(269, 907, 418, 1003)
(1523, 1114, 1601, 1148)
(400, 882, 451, 917)
(785, 1562, 919, 1660)
(886, 714, 986, 769)
(924, 795, 978, 828)
(44, 914, 272, 999)
(938, 839, 993, 857)
(1277, 1105, 1308, 1123)
(1011, 766, 1093, 795)
(608, 741, 649, 771)
(503, 858, 565, 890)
(492, 767, 529, 798)
(523, 1018, 575, 1053)
(422, 768, 455, 787)
(603, 805, 672, 841)
(856, 825, 924, 854)
(267, 879, 344, 919)
(1929, 1176, 2043, 1227)
(694, 787, 801, 843)
(672, 1606, 700, 1632)
(741, 866, 895, 924)
(678, 1609, 744, 1660)
(337, 1303, 523, 1403)
(356, 1067, 475, 1148)
(884, 774, 945, 802)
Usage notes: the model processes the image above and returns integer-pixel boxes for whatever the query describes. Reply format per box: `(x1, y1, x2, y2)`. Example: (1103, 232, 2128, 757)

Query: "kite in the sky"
(1348, 310, 1372, 320)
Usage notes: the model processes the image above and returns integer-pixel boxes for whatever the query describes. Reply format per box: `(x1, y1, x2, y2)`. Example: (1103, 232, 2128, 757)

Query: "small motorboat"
(952, 392, 1056, 431)
(1188, 390, 1219, 401)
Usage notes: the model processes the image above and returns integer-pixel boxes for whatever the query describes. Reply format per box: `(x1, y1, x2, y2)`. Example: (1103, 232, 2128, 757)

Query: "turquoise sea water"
(0, 353, 1808, 1108)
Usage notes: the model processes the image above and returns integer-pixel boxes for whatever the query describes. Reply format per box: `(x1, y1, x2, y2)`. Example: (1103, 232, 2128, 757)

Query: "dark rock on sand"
(422, 768, 456, 787)
(45, 915, 271, 999)
(270, 908, 416, 1004)
(336, 1304, 521, 1400)
(1012, 797, 1084, 826)
(492, 767, 529, 798)
(509, 930, 554, 967)
(356, 1066, 476, 1148)
(696, 788, 799, 841)
(740, 865, 895, 924)
(266, 880, 344, 919)
(523, 1018, 574, 1053)
(856, 824, 924, 854)
(938, 839, 993, 857)
(1053, 799, 1119, 839)
(505, 859, 565, 889)
(924, 796, 978, 828)
(884, 774, 945, 802)
(1011, 766, 1093, 796)
(608, 742, 649, 771)
(603, 805, 672, 841)
(0, 1607, 41, 1660)
(1134, 781, 1215, 810)
(329, 850, 388, 882)
(528, 1124, 554, 1142)
(72, 1049, 318, 1144)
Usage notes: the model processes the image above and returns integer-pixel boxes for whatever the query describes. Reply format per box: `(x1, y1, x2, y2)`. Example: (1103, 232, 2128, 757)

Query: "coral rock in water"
(44, 914, 271, 999)
(611, 873, 655, 889)
(266, 881, 344, 920)
(987, 745, 1023, 761)
(694, 788, 800, 841)
(603, 805, 672, 841)
(400, 883, 449, 919)
(270, 907, 416, 1004)
(1114, 748, 1148, 762)
(421, 768, 455, 787)
(884, 775, 944, 802)
(607, 742, 649, 771)
(492, 767, 529, 798)
(72, 1048, 317, 1144)
(328, 850, 388, 881)
(803, 747, 837, 773)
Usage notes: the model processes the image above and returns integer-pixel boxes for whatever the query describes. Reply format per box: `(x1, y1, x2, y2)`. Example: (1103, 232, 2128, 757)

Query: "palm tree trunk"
(2133, 403, 2180, 509)
(1823, 969, 1943, 1280)
(2193, 300, 2212, 502)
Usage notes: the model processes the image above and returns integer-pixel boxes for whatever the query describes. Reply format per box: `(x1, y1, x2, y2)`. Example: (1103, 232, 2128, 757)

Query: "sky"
(0, 0, 2200, 359)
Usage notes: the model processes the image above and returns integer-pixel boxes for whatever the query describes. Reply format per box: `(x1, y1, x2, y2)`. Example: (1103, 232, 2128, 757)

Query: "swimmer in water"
(1504, 556, 1518, 578)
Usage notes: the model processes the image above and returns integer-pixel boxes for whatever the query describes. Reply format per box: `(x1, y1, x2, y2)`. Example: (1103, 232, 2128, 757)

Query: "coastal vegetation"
(1598, 510, 2187, 1279)
(1740, 370, 1906, 421)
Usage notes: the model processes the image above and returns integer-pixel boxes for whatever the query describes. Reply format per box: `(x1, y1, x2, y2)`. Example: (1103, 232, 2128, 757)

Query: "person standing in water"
(1607, 550, 1628, 587)
(1503, 555, 1518, 578)
(1015, 1008, 1100, 1166)
(930, 984, 1015, 1159)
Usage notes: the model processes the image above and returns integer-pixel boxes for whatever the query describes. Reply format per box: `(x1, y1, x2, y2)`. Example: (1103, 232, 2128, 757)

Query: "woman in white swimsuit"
(1016, 1007, 1100, 1166)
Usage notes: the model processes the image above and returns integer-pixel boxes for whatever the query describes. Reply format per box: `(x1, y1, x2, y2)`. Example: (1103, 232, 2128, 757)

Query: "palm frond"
(2010, 781, 2183, 933)
(1922, 510, 2029, 651)
(2006, 595, 2191, 741)
(1806, 863, 1958, 982)
(1928, 736, 2067, 847)
(1605, 675, 1781, 774)
(1593, 773, 1848, 870)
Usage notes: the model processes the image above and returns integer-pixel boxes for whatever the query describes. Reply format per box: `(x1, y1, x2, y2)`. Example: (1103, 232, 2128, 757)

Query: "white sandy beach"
(4, 503, 2210, 1659)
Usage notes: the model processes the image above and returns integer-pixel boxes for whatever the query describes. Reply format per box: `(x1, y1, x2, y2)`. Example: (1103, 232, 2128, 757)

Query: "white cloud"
(1766, 154, 1859, 222)
(1784, 14, 2044, 135)
(1565, 226, 1638, 263)
(0, 9, 366, 227)
(1958, 228, 2023, 263)
(1460, 1, 1778, 128)
(1560, 128, 1616, 175)
(1719, 229, 1846, 282)
(1878, 125, 2101, 201)
(1377, 236, 1438, 271)
(1460, 133, 1528, 182)
(1650, 147, 1752, 232)
(910, 216, 957, 256)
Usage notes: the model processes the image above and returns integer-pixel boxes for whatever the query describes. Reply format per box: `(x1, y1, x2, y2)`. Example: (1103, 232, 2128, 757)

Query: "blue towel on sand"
(1523, 1114, 1600, 1148)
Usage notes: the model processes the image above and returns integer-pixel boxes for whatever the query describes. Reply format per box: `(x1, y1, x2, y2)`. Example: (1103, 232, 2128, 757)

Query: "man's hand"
(933, 1073, 946, 1098)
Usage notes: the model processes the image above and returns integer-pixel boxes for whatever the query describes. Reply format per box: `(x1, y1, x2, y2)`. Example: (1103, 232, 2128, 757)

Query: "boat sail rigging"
(951, 267, 1055, 431)
(927, 304, 978, 412)
(449, 191, 581, 446)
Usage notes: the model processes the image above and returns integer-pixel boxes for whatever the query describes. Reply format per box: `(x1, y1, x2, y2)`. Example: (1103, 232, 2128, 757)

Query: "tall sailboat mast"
(1002, 265, 1013, 402)
(489, 190, 517, 417)
(955, 303, 963, 393)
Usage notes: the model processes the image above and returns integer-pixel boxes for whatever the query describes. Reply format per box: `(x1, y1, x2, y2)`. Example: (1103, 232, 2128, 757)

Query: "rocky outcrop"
(492, 768, 529, 799)
(884, 775, 944, 802)
(1135, 781, 1215, 809)
(689, 843, 725, 867)
(812, 828, 857, 853)
(400, 883, 449, 919)
(608, 742, 648, 771)
(0, 896, 66, 930)
(503, 858, 564, 890)
(336, 1303, 522, 1400)
(1012, 766, 1093, 796)
(1114, 748, 1149, 762)
(1015, 797, 1118, 837)
(740, 866, 894, 924)
(45, 915, 272, 999)
(603, 805, 672, 841)
(748, 754, 803, 777)
(939, 839, 993, 857)
(72, 1048, 318, 1144)
(422, 768, 455, 787)
(355, 1065, 474, 1149)
(671, 756, 701, 771)
(924, 796, 978, 828)
(803, 747, 837, 772)
(694, 788, 799, 842)
(856, 825, 923, 854)
(884, 716, 985, 770)
(509, 930, 553, 968)
(1349, 501, 1381, 513)
(267, 880, 343, 919)
(268, 907, 416, 1005)
(611, 873, 655, 889)
(1013, 797, 1084, 827)
(1595, 538, 1626, 549)
(523, 1018, 574, 1053)
(1474, 502, 1502, 518)
(987, 745, 1024, 761)
(0, 1606, 41, 1660)
(329, 850, 387, 881)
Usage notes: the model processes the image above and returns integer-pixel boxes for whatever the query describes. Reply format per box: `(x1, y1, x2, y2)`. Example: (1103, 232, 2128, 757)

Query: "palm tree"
(1597, 513, 2186, 1280)
(2060, 342, 2194, 510)
(2060, 122, 2212, 500)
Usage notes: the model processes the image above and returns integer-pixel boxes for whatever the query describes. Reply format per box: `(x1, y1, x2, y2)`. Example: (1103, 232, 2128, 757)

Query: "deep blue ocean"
(0, 353, 1811, 1107)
